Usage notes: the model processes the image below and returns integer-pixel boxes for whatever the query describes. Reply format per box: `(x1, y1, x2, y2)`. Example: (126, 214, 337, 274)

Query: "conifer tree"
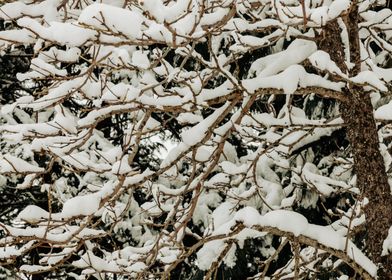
(0, 0, 392, 279)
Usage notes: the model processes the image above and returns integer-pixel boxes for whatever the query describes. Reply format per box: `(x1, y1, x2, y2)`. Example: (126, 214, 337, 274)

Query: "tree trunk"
(317, 4, 392, 278)
(341, 88, 392, 278)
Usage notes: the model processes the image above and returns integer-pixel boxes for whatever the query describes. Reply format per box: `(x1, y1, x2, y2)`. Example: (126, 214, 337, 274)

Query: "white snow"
(73, 251, 121, 272)
(27, 77, 85, 111)
(243, 64, 344, 94)
(16, 174, 37, 190)
(78, 4, 143, 39)
(301, 163, 350, 196)
(382, 226, 392, 256)
(102, 146, 123, 163)
(0, 1, 58, 21)
(111, 155, 134, 175)
(196, 208, 377, 276)
(308, 50, 346, 76)
(0, 246, 20, 259)
(236, 208, 377, 276)
(249, 40, 317, 78)
(17, 205, 49, 224)
(17, 58, 67, 80)
(53, 105, 78, 134)
(212, 202, 235, 229)
(132, 51, 150, 69)
(309, 0, 351, 25)
(351, 71, 387, 91)
(177, 113, 203, 124)
(17, 18, 97, 47)
(220, 161, 248, 175)
(61, 194, 101, 218)
(0, 155, 44, 173)
(1, 224, 105, 243)
(195, 146, 213, 162)
(78, 104, 137, 128)
(0, 0, 388, 278)
(328, 0, 352, 19)
(43, 47, 81, 63)
(196, 240, 226, 270)
(180, 103, 230, 146)
(375, 101, 392, 120)
(20, 265, 50, 274)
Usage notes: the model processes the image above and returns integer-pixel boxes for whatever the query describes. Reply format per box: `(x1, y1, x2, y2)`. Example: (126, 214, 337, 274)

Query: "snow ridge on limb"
(197, 208, 376, 279)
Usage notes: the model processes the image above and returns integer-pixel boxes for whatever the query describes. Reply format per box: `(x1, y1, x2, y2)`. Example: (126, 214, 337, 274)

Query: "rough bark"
(317, 4, 392, 278)
(341, 87, 392, 279)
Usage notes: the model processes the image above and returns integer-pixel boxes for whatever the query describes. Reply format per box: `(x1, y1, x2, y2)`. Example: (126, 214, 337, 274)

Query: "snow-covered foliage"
(0, 0, 392, 279)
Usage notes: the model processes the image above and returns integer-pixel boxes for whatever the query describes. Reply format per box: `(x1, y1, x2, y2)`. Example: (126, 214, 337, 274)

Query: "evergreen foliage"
(0, 0, 391, 279)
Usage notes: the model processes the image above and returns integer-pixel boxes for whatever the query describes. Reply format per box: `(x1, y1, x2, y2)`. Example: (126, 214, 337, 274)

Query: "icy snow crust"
(0, 0, 391, 278)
